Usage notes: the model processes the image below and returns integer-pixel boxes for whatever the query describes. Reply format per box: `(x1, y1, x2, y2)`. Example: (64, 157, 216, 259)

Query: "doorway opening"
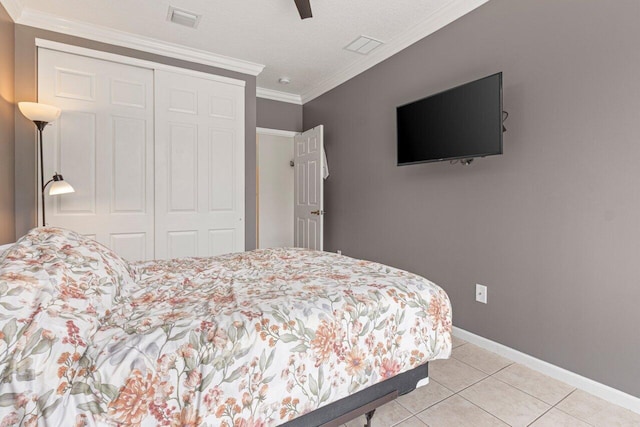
(256, 128, 296, 249)
(256, 126, 325, 250)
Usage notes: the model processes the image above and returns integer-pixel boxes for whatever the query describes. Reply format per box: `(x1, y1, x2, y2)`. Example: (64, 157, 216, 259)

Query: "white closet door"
(154, 70, 245, 259)
(38, 48, 155, 261)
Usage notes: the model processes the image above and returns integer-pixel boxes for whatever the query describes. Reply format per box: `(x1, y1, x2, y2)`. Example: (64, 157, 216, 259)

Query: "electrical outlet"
(476, 284, 487, 304)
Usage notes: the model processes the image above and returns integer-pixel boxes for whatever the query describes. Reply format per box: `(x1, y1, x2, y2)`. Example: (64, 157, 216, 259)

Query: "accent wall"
(303, 0, 640, 397)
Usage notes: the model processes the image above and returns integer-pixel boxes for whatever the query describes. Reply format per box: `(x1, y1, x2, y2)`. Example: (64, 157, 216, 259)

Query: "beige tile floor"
(344, 336, 640, 427)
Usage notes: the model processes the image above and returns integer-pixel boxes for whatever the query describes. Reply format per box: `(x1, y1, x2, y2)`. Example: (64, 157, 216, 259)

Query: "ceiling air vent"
(344, 35, 384, 55)
(167, 6, 201, 29)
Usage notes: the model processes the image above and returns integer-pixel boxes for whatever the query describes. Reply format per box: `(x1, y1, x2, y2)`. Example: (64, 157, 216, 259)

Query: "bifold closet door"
(154, 70, 245, 259)
(38, 48, 155, 261)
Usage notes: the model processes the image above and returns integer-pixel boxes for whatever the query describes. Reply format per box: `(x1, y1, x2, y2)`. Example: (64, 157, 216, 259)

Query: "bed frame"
(280, 363, 429, 427)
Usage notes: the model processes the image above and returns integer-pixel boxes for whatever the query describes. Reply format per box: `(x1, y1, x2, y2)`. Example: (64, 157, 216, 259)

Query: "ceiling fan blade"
(294, 0, 313, 19)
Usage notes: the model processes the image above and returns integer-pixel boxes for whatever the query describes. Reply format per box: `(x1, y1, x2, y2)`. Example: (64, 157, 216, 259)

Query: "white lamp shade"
(18, 102, 62, 123)
(49, 180, 74, 195)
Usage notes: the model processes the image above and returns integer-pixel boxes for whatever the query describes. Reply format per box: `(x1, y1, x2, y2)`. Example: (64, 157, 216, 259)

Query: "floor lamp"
(18, 102, 75, 226)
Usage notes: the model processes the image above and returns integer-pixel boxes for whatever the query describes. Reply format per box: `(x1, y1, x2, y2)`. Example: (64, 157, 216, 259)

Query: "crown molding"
(0, 0, 23, 21)
(256, 87, 303, 105)
(300, 0, 489, 104)
(7, 0, 488, 102)
(36, 39, 246, 88)
(16, 8, 265, 76)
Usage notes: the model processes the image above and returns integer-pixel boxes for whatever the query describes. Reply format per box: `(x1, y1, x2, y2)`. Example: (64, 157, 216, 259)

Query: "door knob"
(311, 210, 325, 215)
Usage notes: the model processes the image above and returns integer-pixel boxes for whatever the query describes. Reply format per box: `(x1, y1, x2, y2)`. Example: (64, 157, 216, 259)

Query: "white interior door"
(38, 48, 155, 261)
(294, 125, 324, 250)
(154, 70, 245, 259)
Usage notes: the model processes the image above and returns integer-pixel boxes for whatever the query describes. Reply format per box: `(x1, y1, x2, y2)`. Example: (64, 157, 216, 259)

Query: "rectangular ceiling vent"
(344, 35, 384, 55)
(167, 6, 201, 29)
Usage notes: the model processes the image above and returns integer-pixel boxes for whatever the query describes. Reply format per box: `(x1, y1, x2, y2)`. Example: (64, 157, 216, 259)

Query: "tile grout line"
(525, 405, 555, 426)
(395, 389, 452, 416)
(550, 390, 597, 427)
(430, 342, 629, 426)
(433, 356, 512, 425)
(452, 344, 588, 423)
(452, 330, 640, 416)
(449, 350, 516, 377)
(446, 356, 552, 426)
(404, 373, 504, 426)
(394, 378, 455, 425)
(554, 389, 576, 405)
(489, 369, 573, 407)
(454, 392, 511, 426)
(390, 405, 421, 427)
(481, 364, 556, 426)
(490, 362, 515, 376)
(391, 414, 428, 427)
(441, 371, 489, 395)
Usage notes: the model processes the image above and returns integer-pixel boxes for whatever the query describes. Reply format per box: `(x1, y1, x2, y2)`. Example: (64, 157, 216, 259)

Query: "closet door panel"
(208, 128, 235, 211)
(208, 229, 236, 256)
(112, 116, 147, 213)
(168, 123, 198, 212)
(110, 233, 147, 261)
(155, 70, 245, 259)
(38, 48, 155, 261)
(56, 111, 96, 214)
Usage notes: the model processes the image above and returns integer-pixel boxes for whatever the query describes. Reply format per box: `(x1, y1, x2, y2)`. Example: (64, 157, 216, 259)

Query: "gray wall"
(257, 98, 302, 132)
(0, 4, 14, 244)
(304, 0, 640, 397)
(14, 25, 258, 249)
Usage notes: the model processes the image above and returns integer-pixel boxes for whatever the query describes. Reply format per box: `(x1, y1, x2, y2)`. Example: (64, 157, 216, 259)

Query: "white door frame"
(35, 40, 247, 260)
(256, 127, 299, 138)
(256, 127, 298, 249)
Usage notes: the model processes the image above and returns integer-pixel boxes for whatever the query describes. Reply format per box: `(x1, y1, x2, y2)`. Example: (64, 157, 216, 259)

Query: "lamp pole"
(35, 121, 47, 226)
(18, 102, 66, 227)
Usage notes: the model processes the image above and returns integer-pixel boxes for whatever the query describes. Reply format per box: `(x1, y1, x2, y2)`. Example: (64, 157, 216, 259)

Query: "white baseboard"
(452, 327, 640, 415)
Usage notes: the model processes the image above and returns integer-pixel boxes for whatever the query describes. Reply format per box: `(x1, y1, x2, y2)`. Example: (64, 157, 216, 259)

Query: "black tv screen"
(397, 72, 503, 165)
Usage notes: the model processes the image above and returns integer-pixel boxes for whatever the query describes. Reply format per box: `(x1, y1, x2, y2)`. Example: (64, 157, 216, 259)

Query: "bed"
(0, 227, 451, 426)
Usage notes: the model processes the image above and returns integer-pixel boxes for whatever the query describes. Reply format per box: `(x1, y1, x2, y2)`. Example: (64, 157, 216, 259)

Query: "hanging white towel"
(322, 146, 329, 179)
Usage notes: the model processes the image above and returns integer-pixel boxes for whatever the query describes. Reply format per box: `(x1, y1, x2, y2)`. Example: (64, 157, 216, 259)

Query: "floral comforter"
(0, 228, 451, 426)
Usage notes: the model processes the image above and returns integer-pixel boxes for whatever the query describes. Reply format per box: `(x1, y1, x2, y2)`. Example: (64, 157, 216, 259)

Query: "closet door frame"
(35, 39, 246, 260)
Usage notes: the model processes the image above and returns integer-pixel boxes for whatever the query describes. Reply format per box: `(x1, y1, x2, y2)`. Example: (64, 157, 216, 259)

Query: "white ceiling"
(7, 0, 488, 103)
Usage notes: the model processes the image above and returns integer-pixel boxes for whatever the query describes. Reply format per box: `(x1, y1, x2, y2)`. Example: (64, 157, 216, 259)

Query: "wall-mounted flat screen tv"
(397, 72, 503, 165)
